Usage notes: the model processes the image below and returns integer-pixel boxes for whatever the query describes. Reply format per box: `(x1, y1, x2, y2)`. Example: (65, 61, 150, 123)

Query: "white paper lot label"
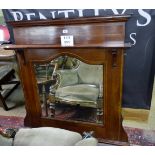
(61, 35, 74, 46)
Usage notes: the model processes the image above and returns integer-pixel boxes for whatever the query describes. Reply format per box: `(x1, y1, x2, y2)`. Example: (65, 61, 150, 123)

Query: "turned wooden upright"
(4, 16, 131, 143)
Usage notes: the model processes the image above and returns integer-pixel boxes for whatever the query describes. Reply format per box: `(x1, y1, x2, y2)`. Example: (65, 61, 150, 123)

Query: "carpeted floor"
(0, 115, 155, 146)
(124, 127, 155, 145)
(0, 115, 24, 129)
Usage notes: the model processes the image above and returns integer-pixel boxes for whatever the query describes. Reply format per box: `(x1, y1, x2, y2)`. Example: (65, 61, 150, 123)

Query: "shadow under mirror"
(33, 56, 104, 125)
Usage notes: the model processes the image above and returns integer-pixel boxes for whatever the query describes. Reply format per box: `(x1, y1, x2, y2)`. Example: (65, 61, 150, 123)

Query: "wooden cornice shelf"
(7, 15, 131, 27)
(2, 42, 131, 50)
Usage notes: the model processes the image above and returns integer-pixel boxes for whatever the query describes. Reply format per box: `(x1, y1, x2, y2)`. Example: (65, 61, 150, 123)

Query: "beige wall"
(0, 9, 5, 25)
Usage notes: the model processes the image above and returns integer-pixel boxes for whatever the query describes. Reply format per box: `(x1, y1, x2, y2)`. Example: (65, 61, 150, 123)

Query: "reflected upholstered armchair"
(50, 60, 103, 110)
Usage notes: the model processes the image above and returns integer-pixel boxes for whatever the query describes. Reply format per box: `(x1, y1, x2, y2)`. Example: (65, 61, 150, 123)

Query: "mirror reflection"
(34, 56, 104, 124)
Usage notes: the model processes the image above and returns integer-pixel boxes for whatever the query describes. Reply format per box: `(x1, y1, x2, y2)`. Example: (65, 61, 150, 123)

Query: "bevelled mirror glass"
(33, 56, 104, 124)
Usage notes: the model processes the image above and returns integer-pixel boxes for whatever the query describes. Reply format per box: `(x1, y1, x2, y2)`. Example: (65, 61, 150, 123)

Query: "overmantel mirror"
(34, 55, 104, 125)
(4, 15, 131, 143)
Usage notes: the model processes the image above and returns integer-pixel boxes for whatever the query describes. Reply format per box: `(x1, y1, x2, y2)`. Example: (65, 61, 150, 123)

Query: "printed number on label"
(61, 35, 74, 46)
